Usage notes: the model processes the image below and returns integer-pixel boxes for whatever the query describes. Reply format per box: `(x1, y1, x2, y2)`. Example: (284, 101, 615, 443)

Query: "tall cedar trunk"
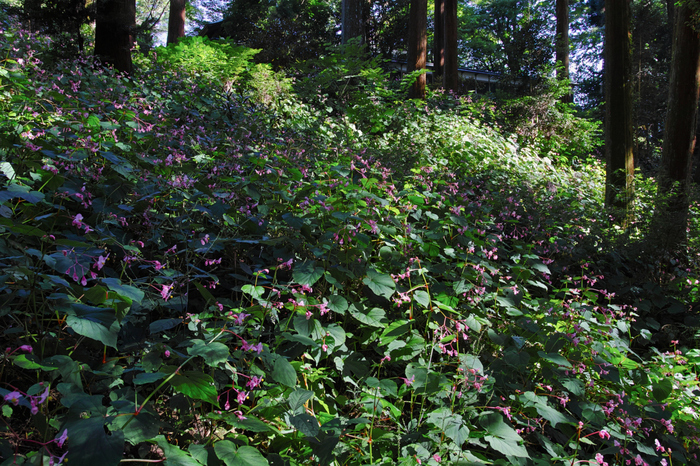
(655, 1, 700, 248)
(443, 0, 458, 91)
(407, 0, 427, 99)
(434, 0, 444, 78)
(342, 0, 364, 44)
(94, 0, 135, 74)
(556, 0, 571, 102)
(604, 0, 634, 218)
(167, 0, 186, 45)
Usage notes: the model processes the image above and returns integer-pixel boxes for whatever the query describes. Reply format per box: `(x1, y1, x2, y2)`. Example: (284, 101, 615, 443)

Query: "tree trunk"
(556, 0, 571, 102)
(655, 1, 700, 249)
(94, 0, 135, 74)
(434, 0, 444, 78)
(342, 0, 364, 44)
(443, 0, 458, 92)
(407, 0, 427, 99)
(604, 0, 634, 220)
(167, 0, 186, 45)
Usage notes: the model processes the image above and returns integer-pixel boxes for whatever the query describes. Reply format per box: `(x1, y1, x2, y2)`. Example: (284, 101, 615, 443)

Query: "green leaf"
(65, 417, 125, 466)
(362, 268, 395, 299)
(537, 351, 572, 368)
(102, 278, 144, 304)
(154, 435, 203, 466)
(188, 339, 230, 366)
(328, 295, 348, 314)
(348, 304, 386, 328)
(534, 402, 572, 428)
(289, 389, 314, 412)
(242, 284, 265, 299)
(559, 377, 584, 396)
(413, 289, 430, 307)
(485, 435, 529, 458)
(652, 378, 674, 402)
(169, 371, 219, 405)
(66, 316, 120, 349)
(480, 412, 521, 441)
(293, 260, 324, 286)
(214, 443, 269, 466)
(289, 413, 320, 437)
(269, 354, 297, 387)
(12, 354, 59, 371)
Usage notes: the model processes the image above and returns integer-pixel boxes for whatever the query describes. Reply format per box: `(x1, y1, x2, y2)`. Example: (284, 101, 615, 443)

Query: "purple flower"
(4, 391, 22, 405)
(55, 429, 68, 448)
(19, 345, 33, 353)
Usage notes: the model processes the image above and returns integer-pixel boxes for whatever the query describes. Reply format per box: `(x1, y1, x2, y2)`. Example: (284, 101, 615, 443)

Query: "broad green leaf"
(652, 378, 674, 402)
(348, 304, 386, 328)
(537, 351, 572, 368)
(289, 413, 320, 437)
(242, 284, 265, 299)
(362, 268, 395, 299)
(149, 318, 182, 334)
(560, 377, 584, 396)
(485, 435, 529, 458)
(102, 278, 145, 304)
(188, 339, 230, 366)
(269, 354, 297, 387)
(169, 371, 219, 405)
(379, 320, 411, 346)
(293, 260, 324, 286)
(214, 442, 269, 466)
(154, 435, 203, 466)
(66, 316, 119, 349)
(413, 289, 430, 307)
(328, 295, 348, 314)
(289, 389, 314, 412)
(64, 417, 125, 466)
(480, 412, 521, 441)
(12, 354, 58, 371)
(534, 402, 572, 428)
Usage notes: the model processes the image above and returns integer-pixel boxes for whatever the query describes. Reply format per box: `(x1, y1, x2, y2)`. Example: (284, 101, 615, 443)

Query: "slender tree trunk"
(342, 0, 364, 44)
(94, 0, 135, 74)
(556, 0, 571, 102)
(434, 0, 444, 78)
(604, 0, 634, 220)
(443, 0, 458, 92)
(407, 0, 427, 99)
(655, 1, 700, 249)
(167, 0, 186, 45)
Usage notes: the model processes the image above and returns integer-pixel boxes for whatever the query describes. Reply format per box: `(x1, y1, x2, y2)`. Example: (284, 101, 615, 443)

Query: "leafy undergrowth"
(2, 20, 700, 466)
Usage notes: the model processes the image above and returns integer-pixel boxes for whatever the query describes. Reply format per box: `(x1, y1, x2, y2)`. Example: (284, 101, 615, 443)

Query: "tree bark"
(556, 0, 571, 102)
(443, 0, 458, 91)
(655, 1, 700, 248)
(604, 0, 634, 219)
(407, 0, 427, 99)
(167, 0, 186, 45)
(94, 0, 135, 74)
(342, 0, 364, 44)
(434, 0, 444, 78)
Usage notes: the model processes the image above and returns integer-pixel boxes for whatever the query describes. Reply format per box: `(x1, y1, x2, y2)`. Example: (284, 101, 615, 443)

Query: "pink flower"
(246, 376, 263, 389)
(55, 429, 68, 448)
(94, 254, 109, 271)
(400, 375, 415, 386)
(4, 391, 22, 405)
(72, 213, 83, 227)
(19, 345, 32, 353)
(161, 284, 173, 300)
(595, 453, 608, 466)
(432, 454, 441, 462)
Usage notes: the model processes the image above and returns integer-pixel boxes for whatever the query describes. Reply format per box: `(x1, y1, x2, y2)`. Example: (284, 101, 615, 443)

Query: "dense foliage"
(1, 13, 700, 466)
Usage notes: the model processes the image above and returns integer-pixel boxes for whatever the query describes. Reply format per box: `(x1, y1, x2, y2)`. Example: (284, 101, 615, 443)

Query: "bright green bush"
(155, 36, 260, 91)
